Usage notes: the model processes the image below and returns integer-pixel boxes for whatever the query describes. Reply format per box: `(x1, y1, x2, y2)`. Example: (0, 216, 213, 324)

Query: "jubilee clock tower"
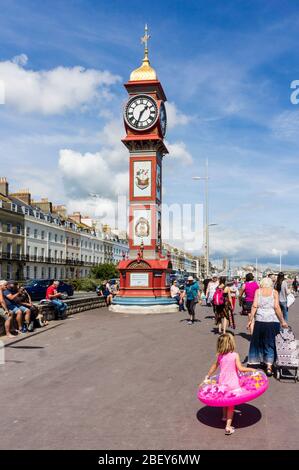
(110, 25, 177, 314)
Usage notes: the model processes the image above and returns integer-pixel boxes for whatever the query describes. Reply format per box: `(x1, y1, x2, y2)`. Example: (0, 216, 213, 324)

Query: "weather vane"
(141, 24, 151, 53)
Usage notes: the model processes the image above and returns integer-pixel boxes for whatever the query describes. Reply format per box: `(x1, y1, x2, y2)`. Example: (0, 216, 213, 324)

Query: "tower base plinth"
(109, 296, 178, 315)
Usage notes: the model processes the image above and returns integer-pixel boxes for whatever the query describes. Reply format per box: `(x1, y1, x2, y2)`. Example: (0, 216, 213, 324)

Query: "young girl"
(204, 333, 256, 435)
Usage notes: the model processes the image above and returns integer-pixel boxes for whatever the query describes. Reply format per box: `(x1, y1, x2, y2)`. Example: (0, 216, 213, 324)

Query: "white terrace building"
(7, 193, 103, 280)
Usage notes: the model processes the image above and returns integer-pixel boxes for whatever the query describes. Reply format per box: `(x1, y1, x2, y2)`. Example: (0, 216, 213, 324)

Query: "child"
(204, 333, 256, 435)
(179, 284, 186, 311)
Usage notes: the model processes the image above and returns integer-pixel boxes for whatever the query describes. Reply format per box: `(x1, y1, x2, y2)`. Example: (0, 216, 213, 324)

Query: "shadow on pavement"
(237, 332, 252, 342)
(8, 345, 44, 349)
(179, 319, 201, 323)
(196, 403, 262, 429)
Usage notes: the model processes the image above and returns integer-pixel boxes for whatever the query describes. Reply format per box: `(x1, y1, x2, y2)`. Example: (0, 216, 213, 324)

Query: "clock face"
(159, 101, 167, 136)
(125, 94, 158, 130)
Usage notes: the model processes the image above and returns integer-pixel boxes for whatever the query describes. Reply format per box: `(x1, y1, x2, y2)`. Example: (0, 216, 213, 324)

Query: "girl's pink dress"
(218, 352, 240, 391)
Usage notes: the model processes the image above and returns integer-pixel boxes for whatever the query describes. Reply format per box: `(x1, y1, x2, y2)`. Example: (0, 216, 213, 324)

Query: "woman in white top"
(274, 272, 290, 321)
(206, 276, 219, 309)
(247, 277, 288, 376)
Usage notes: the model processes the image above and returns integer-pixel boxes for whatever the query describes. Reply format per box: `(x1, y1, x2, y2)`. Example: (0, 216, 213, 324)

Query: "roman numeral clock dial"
(125, 94, 158, 130)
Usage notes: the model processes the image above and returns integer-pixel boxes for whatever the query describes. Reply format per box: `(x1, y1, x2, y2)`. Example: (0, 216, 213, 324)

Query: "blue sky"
(0, 0, 299, 268)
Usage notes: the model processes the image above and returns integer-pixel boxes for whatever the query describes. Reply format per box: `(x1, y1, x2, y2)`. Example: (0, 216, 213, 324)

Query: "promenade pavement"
(0, 300, 298, 450)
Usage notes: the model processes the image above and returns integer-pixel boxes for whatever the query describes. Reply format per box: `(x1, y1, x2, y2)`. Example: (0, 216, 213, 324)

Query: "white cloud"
(271, 110, 299, 141)
(12, 54, 28, 67)
(58, 148, 128, 200)
(165, 101, 192, 129)
(165, 140, 193, 164)
(209, 226, 299, 262)
(0, 55, 121, 114)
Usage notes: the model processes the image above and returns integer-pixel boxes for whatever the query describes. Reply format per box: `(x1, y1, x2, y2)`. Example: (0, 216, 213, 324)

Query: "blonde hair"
(260, 277, 273, 288)
(217, 333, 236, 355)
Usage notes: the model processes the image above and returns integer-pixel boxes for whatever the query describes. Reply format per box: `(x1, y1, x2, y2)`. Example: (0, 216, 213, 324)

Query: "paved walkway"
(0, 300, 298, 450)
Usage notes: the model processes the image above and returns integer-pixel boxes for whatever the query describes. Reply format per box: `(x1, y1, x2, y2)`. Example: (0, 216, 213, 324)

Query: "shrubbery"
(69, 278, 99, 292)
(90, 263, 119, 280)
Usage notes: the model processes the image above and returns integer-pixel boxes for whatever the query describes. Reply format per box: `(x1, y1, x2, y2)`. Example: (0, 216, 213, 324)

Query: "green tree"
(90, 263, 119, 280)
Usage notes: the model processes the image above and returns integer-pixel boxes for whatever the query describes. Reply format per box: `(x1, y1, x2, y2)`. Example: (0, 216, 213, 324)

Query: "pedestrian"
(185, 276, 200, 325)
(247, 277, 288, 376)
(3, 281, 31, 333)
(203, 278, 212, 303)
(0, 280, 15, 338)
(18, 286, 48, 328)
(46, 280, 67, 320)
(206, 276, 219, 309)
(99, 280, 113, 306)
(274, 272, 290, 321)
(213, 277, 235, 334)
(239, 273, 259, 324)
(292, 277, 298, 293)
(229, 280, 239, 312)
(170, 280, 185, 311)
(204, 333, 256, 435)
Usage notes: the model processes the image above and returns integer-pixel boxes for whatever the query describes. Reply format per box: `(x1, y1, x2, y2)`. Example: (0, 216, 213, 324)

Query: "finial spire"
(141, 24, 151, 64)
(130, 24, 157, 81)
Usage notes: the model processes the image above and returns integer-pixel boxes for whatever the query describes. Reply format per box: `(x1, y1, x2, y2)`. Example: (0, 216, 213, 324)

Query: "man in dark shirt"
(3, 281, 31, 333)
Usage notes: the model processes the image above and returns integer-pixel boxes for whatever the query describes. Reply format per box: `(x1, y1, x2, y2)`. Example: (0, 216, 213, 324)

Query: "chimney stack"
(32, 197, 53, 213)
(69, 212, 82, 224)
(10, 188, 31, 205)
(0, 177, 9, 196)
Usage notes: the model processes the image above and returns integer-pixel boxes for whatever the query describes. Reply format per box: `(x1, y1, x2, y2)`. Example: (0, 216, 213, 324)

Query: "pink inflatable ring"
(197, 371, 269, 407)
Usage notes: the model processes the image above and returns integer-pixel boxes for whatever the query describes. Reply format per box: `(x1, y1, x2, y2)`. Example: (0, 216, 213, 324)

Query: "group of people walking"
(172, 271, 295, 377)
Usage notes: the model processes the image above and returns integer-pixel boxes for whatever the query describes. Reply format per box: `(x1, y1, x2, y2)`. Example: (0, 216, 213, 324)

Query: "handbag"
(287, 293, 295, 308)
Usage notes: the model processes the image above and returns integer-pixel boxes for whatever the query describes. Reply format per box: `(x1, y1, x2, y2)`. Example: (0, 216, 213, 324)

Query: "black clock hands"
(137, 104, 149, 123)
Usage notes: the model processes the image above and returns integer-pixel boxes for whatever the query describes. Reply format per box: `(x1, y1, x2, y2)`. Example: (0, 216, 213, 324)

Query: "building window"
(34, 266, 38, 278)
(41, 230, 45, 240)
(61, 235, 63, 243)
(26, 227, 30, 237)
(54, 234, 58, 242)
(34, 229, 38, 238)
(48, 267, 51, 278)
(16, 224, 21, 234)
(48, 232, 52, 241)
(26, 266, 30, 279)
(7, 223, 12, 233)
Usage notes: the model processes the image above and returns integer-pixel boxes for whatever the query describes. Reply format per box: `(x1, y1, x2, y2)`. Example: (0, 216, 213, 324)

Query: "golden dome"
(130, 24, 157, 82)
(130, 53, 157, 81)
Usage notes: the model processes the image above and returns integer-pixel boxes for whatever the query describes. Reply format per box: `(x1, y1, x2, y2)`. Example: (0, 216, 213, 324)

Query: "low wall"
(0, 295, 106, 337)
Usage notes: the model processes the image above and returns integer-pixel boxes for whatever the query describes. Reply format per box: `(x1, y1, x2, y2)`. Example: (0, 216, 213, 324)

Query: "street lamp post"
(193, 160, 214, 278)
